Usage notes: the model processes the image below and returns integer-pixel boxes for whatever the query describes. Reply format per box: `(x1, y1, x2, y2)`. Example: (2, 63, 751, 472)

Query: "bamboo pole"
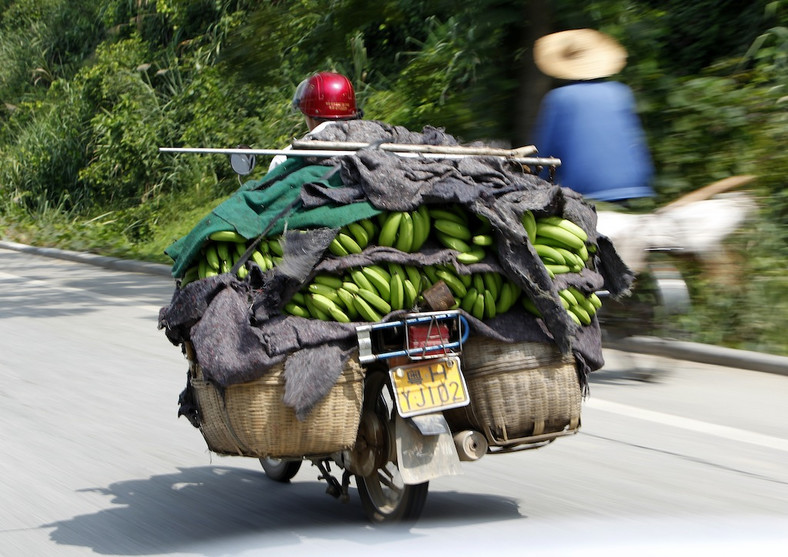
(290, 140, 539, 158)
(158, 146, 561, 166)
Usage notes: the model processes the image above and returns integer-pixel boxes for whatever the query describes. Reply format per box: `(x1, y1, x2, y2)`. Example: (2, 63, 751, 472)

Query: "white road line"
(0, 270, 161, 314)
(586, 398, 788, 453)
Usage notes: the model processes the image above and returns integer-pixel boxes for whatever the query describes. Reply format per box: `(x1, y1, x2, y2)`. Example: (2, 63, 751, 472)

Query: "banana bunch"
(458, 271, 522, 321)
(180, 231, 284, 287)
(429, 205, 491, 264)
(521, 287, 602, 326)
(328, 218, 379, 256)
(284, 263, 427, 322)
(522, 211, 592, 277)
(376, 207, 431, 253)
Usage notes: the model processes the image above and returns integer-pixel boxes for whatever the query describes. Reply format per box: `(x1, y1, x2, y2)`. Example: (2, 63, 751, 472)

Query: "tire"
(259, 458, 302, 482)
(356, 371, 429, 524)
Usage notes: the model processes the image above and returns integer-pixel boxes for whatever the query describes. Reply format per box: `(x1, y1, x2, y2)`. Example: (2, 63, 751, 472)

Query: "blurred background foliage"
(0, 0, 786, 354)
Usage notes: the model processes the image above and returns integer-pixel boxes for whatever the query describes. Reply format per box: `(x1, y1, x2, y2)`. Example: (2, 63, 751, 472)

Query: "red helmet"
(292, 72, 358, 119)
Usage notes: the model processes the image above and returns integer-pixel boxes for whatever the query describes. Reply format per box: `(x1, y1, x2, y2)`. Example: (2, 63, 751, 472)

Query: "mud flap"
(395, 413, 463, 485)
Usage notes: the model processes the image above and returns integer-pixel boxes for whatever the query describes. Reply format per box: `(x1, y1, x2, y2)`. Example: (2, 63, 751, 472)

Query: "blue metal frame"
(355, 310, 470, 363)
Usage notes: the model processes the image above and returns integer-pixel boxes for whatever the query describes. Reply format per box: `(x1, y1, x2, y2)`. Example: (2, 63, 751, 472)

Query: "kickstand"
(315, 460, 342, 499)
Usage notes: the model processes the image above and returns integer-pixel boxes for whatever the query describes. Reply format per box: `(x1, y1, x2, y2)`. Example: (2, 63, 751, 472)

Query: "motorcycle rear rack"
(355, 310, 469, 364)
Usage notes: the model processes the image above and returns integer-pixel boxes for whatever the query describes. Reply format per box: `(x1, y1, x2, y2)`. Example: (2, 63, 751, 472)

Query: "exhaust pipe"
(453, 430, 488, 461)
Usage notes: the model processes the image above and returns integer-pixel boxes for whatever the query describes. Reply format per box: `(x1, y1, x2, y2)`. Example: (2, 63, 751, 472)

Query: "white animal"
(596, 190, 757, 273)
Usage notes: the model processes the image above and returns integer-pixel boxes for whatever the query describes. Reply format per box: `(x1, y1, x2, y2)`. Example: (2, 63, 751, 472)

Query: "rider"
(269, 71, 362, 170)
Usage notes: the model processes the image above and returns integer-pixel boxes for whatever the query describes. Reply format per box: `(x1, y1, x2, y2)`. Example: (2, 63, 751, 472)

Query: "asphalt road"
(1, 247, 787, 556)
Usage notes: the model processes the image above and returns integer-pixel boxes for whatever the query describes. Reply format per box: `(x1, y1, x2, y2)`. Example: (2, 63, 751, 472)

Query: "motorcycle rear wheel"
(259, 458, 302, 482)
(356, 371, 429, 524)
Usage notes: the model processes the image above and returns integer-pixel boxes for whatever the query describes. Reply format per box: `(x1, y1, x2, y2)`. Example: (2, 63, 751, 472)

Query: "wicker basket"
(446, 337, 581, 446)
(188, 352, 364, 459)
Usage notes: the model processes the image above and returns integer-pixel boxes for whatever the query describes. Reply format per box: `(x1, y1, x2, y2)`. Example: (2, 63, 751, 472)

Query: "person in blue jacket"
(532, 29, 655, 204)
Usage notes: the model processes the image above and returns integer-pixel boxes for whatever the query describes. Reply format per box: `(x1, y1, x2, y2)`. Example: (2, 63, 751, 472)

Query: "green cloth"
(165, 157, 381, 278)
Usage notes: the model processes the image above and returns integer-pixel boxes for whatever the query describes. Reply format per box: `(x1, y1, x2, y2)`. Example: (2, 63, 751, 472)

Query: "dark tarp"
(159, 120, 633, 418)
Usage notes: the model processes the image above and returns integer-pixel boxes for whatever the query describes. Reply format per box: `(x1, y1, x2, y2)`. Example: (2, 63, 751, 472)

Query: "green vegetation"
(0, 0, 786, 355)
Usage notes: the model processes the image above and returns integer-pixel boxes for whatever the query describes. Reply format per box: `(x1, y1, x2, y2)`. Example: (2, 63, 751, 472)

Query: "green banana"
(411, 206, 431, 251)
(456, 245, 486, 264)
(353, 294, 383, 322)
(268, 238, 284, 256)
(329, 237, 349, 256)
(483, 289, 497, 319)
(362, 267, 392, 300)
(328, 305, 351, 323)
(284, 301, 310, 318)
(461, 287, 479, 312)
(471, 293, 486, 320)
(554, 247, 584, 271)
(346, 221, 370, 248)
(521, 210, 537, 244)
(350, 269, 375, 293)
(341, 280, 360, 294)
(579, 297, 597, 316)
(402, 279, 418, 308)
(387, 263, 407, 281)
(472, 273, 485, 293)
(566, 287, 586, 306)
(310, 292, 340, 315)
(536, 223, 585, 251)
(204, 244, 220, 271)
(198, 258, 208, 279)
(436, 269, 468, 298)
(209, 230, 246, 243)
(534, 244, 566, 265)
(359, 218, 378, 242)
(471, 234, 494, 246)
(428, 208, 467, 225)
(367, 264, 391, 282)
(291, 292, 307, 305)
(545, 264, 572, 275)
(395, 211, 414, 252)
(539, 216, 588, 242)
(357, 288, 392, 315)
(495, 282, 515, 314)
(436, 231, 471, 253)
(390, 273, 404, 310)
(578, 243, 590, 262)
(433, 218, 473, 241)
(378, 212, 404, 247)
(568, 304, 592, 325)
(337, 232, 363, 254)
(304, 294, 330, 321)
(588, 292, 603, 309)
(566, 308, 582, 326)
(313, 273, 344, 290)
(521, 297, 541, 317)
(558, 289, 578, 307)
(308, 282, 343, 304)
(181, 266, 199, 287)
(336, 288, 359, 319)
(483, 272, 500, 300)
(423, 265, 439, 285)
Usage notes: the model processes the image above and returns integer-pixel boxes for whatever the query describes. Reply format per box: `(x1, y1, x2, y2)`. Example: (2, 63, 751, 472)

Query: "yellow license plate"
(389, 357, 469, 418)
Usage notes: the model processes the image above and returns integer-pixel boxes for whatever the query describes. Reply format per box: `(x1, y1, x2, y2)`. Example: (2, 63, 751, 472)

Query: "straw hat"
(533, 29, 627, 80)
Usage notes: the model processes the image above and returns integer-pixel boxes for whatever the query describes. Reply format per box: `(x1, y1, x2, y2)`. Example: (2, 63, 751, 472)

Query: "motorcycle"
(166, 147, 584, 524)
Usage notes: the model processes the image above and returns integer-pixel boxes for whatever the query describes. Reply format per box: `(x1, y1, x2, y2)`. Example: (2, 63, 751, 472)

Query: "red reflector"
(408, 324, 450, 350)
